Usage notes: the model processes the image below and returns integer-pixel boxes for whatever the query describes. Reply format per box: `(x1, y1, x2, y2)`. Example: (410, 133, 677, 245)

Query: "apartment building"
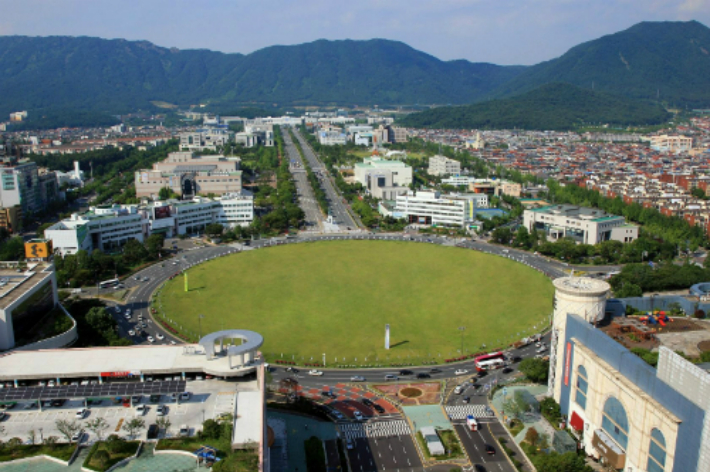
(428, 155, 461, 176)
(650, 135, 693, 154)
(394, 190, 487, 228)
(523, 204, 638, 245)
(0, 161, 60, 214)
(135, 151, 242, 199)
(386, 126, 408, 143)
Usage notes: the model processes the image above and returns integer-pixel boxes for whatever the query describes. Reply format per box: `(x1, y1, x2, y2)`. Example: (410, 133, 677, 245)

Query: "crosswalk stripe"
(340, 420, 411, 439)
(444, 405, 494, 420)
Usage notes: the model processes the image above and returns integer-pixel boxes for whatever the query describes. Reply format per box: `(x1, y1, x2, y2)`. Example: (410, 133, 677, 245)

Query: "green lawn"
(159, 241, 553, 364)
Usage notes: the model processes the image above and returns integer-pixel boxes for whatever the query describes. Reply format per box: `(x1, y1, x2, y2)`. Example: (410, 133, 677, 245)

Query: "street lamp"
(198, 314, 205, 339)
(458, 326, 466, 354)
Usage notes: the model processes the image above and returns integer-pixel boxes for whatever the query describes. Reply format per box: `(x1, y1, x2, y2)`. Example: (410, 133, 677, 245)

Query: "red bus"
(474, 351, 506, 371)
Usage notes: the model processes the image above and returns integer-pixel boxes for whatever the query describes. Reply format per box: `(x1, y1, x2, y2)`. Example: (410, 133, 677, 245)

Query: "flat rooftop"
(0, 343, 260, 381)
(0, 262, 54, 310)
(529, 204, 623, 221)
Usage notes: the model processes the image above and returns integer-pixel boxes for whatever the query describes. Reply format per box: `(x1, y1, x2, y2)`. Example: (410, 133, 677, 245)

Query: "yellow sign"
(25, 240, 52, 259)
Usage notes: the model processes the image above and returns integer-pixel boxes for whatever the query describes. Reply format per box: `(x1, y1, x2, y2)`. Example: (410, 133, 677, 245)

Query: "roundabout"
(156, 239, 553, 366)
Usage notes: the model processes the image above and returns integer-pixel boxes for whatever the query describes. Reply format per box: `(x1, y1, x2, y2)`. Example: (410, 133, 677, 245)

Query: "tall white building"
(428, 155, 461, 176)
(394, 191, 487, 227)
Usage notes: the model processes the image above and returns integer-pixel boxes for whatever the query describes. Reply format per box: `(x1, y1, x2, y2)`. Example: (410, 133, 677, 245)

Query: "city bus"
(99, 278, 120, 289)
(474, 351, 506, 372)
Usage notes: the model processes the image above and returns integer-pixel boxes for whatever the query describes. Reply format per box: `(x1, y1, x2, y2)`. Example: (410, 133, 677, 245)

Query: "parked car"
(147, 336, 155, 343)
(180, 392, 191, 401)
(76, 408, 87, 419)
(149, 394, 161, 403)
(502, 367, 514, 374)
(147, 424, 159, 440)
(179, 424, 190, 436)
(353, 411, 364, 421)
(135, 404, 146, 416)
(156, 404, 167, 416)
(346, 438, 354, 450)
(308, 370, 323, 376)
(463, 396, 470, 404)
(362, 399, 374, 407)
(72, 431, 84, 442)
(156, 333, 165, 341)
(373, 404, 385, 414)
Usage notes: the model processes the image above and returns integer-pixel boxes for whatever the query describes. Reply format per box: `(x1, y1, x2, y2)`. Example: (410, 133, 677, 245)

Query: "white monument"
(385, 324, 390, 350)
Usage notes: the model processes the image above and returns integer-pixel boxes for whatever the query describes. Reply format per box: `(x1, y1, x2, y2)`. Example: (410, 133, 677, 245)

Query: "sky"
(1, 0, 709, 65)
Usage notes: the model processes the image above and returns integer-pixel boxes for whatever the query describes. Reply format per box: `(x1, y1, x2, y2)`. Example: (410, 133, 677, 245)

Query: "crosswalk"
(340, 420, 411, 439)
(445, 404, 494, 420)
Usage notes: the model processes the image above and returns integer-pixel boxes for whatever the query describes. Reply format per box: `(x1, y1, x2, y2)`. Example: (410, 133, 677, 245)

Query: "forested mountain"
(1, 20, 708, 120)
(0, 36, 524, 115)
(490, 21, 710, 107)
(398, 83, 671, 130)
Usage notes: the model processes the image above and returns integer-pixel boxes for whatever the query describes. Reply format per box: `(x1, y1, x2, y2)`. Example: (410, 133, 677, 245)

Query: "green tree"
(122, 418, 145, 439)
(121, 239, 148, 265)
(691, 187, 706, 199)
(518, 358, 549, 383)
(205, 224, 224, 237)
(144, 234, 164, 260)
(531, 451, 593, 472)
(55, 419, 81, 443)
(514, 226, 530, 248)
(86, 418, 109, 441)
(492, 227, 512, 245)
(202, 419, 222, 439)
(525, 426, 540, 446)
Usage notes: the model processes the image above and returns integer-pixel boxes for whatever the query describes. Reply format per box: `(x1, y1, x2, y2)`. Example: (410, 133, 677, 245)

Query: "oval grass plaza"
(158, 241, 554, 365)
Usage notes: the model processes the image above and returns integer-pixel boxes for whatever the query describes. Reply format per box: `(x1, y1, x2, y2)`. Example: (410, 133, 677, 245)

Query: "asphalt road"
(283, 128, 325, 231)
(291, 128, 359, 229)
(348, 433, 423, 472)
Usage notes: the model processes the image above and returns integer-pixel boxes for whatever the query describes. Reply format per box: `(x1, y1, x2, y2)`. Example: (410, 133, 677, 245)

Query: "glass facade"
(601, 396, 629, 450)
(575, 365, 588, 409)
(647, 428, 666, 472)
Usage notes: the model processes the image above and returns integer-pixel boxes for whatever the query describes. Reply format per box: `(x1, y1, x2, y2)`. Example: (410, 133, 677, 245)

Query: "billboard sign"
(154, 206, 171, 220)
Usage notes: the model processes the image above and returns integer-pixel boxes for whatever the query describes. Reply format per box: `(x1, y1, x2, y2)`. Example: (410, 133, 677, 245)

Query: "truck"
(466, 415, 479, 431)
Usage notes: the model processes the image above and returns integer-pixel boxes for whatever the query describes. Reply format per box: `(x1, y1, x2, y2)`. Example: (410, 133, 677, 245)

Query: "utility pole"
(458, 326, 466, 353)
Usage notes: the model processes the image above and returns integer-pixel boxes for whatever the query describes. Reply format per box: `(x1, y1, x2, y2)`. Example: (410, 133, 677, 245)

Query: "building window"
(647, 428, 666, 472)
(575, 365, 588, 410)
(601, 397, 629, 450)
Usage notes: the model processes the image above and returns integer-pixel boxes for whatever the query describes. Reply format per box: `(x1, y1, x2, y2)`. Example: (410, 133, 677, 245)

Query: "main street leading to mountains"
(283, 129, 324, 231)
(291, 127, 360, 230)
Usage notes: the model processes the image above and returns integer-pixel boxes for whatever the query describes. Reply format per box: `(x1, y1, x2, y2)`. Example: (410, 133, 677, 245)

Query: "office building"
(523, 205, 638, 245)
(318, 130, 347, 146)
(386, 126, 408, 143)
(550, 276, 710, 472)
(0, 260, 61, 351)
(354, 157, 412, 189)
(0, 206, 22, 233)
(394, 190, 487, 228)
(179, 129, 232, 152)
(0, 161, 61, 214)
(135, 151, 242, 199)
(428, 155, 461, 176)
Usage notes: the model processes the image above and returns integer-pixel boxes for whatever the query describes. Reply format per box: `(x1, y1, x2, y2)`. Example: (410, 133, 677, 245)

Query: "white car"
(308, 370, 323, 376)
(114, 306, 121, 313)
(353, 411, 364, 421)
(350, 376, 366, 382)
(346, 438, 354, 450)
(135, 404, 146, 416)
(455, 369, 469, 376)
(128, 330, 135, 337)
(170, 341, 177, 345)
(76, 408, 87, 419)
(537, 346, 547, 353)
(147, 336, 155, 343)
(124, 313, 131, 319)
(126, 309, 132, 315)
(156, 333, 164, 341)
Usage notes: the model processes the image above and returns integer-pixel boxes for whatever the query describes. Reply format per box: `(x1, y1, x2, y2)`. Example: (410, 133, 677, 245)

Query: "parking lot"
(0, 378, 253, 443)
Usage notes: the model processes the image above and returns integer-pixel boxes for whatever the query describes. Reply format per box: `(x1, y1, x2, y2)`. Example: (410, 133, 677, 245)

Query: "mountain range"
(0, 20, 708, 119)
(398, 83, 672, 130)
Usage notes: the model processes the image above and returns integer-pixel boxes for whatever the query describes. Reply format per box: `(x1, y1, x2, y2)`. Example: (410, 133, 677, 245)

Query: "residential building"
(523, 205, 638, 245)
(0, 161, 54, 214)
(650, 135, 693, 154)
(9, 111, 27, 122)
(428, 155, 461, 176)
(550, 276, 710, 472)
(135, 151, 242, 199)
(0, 260, 60, 350)
(354, 157, 412, 189)
(499, 181, 522, 197)
(243, 122, 274, 147)
(394, 190, 487, 228)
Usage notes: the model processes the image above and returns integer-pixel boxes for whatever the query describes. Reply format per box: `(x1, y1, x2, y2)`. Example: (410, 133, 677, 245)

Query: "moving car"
(429, 368, 442, 374)
(308, 370, 323, 376)
(455, 369, 469, 376)
(416, 373, 431, 379)
(285, 367, 299, 373)
(502, 367, 514, 374)
(128, 330, 135, 337)
(399, 370, 413, 376)
(147, 336, 155, 343)
(485, 444, 496, 455)
(463, 396, 470, 404)
(156, 333, 165, 341)
(384, 374, 399, 381)
(350, 376, 366, 382)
